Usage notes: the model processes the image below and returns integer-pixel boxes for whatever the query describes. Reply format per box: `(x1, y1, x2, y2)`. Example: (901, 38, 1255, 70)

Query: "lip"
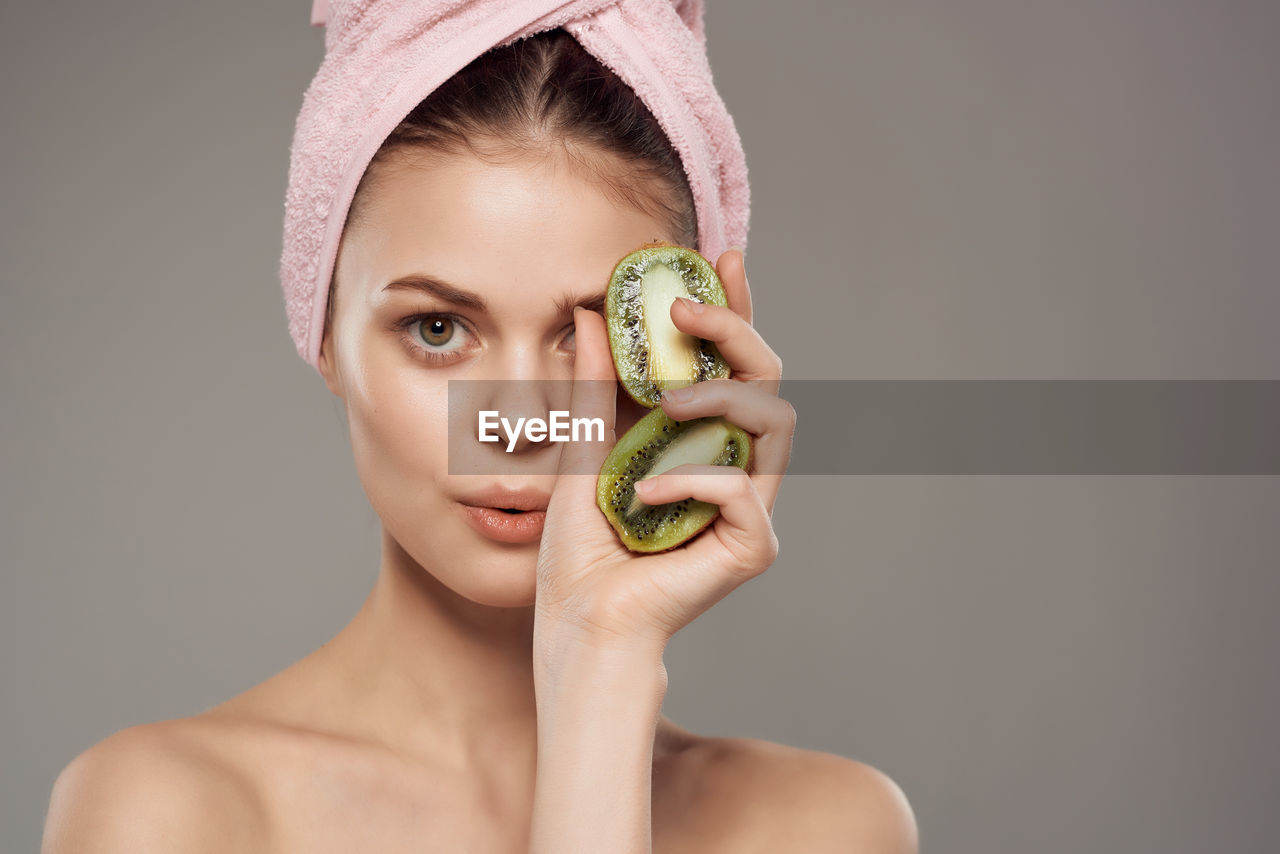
(457, 504, 547, 544)
(454, 485, 551, 544)
(456, 485, 550, 512)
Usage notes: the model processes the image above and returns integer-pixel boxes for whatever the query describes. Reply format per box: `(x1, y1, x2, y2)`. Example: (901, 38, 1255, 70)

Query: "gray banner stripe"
(445, 380, 1280, 475)
(786, 380, 1280, 474)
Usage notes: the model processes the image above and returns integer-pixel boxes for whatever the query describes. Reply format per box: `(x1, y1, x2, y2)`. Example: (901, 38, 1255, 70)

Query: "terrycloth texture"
(282, 0, 750, 372)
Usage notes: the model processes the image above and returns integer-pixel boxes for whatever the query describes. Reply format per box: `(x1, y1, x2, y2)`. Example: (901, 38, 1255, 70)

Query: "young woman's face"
(320, 145, 677, 607)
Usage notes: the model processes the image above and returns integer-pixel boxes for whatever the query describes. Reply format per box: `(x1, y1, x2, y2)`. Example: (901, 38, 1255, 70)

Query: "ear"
(317, 324, 344, 399)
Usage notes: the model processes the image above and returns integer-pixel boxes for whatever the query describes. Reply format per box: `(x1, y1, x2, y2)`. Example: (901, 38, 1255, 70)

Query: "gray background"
(3, 1, 1278, 851)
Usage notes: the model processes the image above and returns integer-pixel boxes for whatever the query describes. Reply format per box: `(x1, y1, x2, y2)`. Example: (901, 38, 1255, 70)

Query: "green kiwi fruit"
(604, 241, 731, 409)
(597, 409, 751, 553)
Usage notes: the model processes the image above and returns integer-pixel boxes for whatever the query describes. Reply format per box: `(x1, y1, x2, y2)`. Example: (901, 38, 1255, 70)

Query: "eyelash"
(396, 312, 472, 365)
(394, 312, 578, 365)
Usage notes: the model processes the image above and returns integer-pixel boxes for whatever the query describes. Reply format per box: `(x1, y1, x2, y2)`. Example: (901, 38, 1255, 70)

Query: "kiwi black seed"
(604, 242, 731, 408)
(597, 408, 751, 553)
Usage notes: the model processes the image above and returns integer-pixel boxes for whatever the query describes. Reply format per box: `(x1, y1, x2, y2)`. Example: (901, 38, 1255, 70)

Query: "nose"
(486, 377, 554, 455)
(448, 344, 574, 473)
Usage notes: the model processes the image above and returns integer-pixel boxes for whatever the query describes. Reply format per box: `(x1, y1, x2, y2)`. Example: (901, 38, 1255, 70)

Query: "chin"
(419, 537, 540, 609)
(381, 507, 538, 608)
(450, 551, 539, 608)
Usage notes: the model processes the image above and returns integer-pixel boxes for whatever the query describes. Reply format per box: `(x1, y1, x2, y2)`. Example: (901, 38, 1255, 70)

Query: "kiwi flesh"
(597, 409, 751, 553)
(605, 242, 731, 409)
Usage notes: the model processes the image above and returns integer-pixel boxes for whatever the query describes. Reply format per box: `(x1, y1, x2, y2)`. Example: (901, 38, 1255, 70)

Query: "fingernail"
(663, 385, 694, 403)
(679, 297, 706, 314)
(635, 477, 655, 494)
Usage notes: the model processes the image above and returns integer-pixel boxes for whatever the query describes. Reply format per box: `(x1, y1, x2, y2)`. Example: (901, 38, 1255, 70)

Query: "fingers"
(658, 378, 795, 512)
(658, 379, 795, 467)
(555, 308, 616, 482)
(716, 248, 752, 325)
(666, 249, 791, 513)
(634, 463, 778, 577)
(671, 297, 781, 391)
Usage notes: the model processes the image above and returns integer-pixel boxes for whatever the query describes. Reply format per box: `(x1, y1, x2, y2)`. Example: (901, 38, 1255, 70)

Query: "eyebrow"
(382, 274, 488, 311)
(553, 290, 607, 316)
(382, 273, 606, 316)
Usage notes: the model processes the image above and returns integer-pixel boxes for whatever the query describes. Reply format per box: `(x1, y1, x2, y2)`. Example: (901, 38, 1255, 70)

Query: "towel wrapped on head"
(281, 0, 750, 373)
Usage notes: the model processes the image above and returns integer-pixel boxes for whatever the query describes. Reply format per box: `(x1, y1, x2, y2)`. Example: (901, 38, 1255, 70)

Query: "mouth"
(453, 485, 551, 543)
(456, 485, 551, 514)
(461, 502, 547, 516)
(456, 502, 548, 544)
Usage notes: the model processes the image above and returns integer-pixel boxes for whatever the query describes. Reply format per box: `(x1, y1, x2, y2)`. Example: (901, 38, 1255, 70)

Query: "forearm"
(529, 634, 668, 854)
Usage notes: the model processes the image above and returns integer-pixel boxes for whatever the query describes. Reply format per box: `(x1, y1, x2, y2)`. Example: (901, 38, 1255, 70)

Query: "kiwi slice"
(597, 409, 751, 553)
(605, 242, 731, 408)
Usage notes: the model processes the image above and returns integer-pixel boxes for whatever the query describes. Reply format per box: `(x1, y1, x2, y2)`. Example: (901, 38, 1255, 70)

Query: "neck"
(318, 527, 541, 776)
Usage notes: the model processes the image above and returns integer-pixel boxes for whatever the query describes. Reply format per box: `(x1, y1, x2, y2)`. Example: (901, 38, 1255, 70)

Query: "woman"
(42, 8, 916, 853)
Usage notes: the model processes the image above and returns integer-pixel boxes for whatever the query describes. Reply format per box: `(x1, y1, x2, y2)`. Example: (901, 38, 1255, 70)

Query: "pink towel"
(281, 0, 750, 373)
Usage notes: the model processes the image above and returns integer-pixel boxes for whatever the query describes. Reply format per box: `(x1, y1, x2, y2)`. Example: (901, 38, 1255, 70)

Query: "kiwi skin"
(605, 241, 731, 409)
(597, 409, 751, 553)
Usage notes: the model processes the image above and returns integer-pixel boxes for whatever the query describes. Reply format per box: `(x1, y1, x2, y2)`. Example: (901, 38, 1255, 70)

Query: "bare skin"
(41, 143, 917, 853)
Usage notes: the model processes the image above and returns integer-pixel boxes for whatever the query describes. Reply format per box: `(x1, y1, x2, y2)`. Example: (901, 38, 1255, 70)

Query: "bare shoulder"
(690, 734, 918, 854)
(42, 718, 266, 853)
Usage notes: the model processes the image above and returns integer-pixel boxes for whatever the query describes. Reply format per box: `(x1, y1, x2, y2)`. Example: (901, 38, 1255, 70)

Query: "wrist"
(528, 633, 666, 854)
(532, 627, 668, 701)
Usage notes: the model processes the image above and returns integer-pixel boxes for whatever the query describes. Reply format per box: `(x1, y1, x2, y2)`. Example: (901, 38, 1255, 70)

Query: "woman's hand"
(535, 249, 796, 657)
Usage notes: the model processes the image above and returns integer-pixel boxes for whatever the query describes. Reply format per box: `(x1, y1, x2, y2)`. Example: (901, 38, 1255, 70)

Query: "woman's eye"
(411, 315, 466, 351)
(561, 325, 576, 353)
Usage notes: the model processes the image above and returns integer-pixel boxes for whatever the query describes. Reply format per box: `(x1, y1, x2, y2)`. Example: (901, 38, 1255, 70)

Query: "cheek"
(343, 364, 542, 607)
(343, 351, 452, 511)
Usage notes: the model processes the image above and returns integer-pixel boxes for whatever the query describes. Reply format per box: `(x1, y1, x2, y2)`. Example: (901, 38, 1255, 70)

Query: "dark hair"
(327, 27, 697, 337)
